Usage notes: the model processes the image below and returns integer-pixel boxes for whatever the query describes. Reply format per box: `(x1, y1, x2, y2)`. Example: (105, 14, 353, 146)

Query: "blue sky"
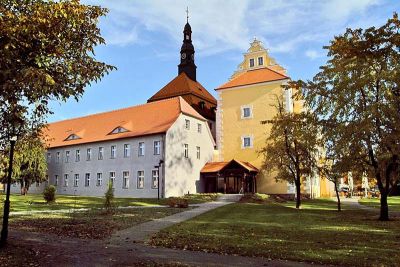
(48, 0, 400, 122)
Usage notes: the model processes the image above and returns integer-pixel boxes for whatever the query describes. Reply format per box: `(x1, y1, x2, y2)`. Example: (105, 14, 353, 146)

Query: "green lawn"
(359, 196, 400, 212)
(151, 199, 400, 267)
(0, 193, 219, 212)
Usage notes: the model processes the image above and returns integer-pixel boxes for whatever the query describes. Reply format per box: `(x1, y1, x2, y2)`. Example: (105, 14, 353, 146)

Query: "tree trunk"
(295, 179, 301, 209)
(379, 192, 389, 221)
(334, 180, 341, 212)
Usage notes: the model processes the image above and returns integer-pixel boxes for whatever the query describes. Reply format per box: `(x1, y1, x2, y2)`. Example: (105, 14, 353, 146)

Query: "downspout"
(161, 134, 166, 198)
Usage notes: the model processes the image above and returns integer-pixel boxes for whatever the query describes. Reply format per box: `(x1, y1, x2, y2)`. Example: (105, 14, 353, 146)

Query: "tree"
(260, 95, 320, 209)
(303, 14, 400, 220)
(0, 0, 115, 142)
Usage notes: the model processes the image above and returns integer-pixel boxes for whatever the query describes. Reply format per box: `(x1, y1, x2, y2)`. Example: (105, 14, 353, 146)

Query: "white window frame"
(64, 174, 68, 187)
(197, 123, 202, 133)
(138, 142, 145, 156)
(74, 174, 79, 187)
(184, 144, 189, 158)
(85, 173, 90, 187)
(54, 175, 59, 186)
(137, 170, 144, 189)
(75, 150, 80, 162)
(97, 173, 103, 186)
(98, 147, 104, 160)
(109, 171, 116, 188)
(123, 144, 130, 158)
(65, 151, 70, 163)
(258, 56, 263, 66)
(110, 145, 116, 159)
(249, 58, 255, 68)
(154, 141, 161, 155)
(56, 152, 60, 163)
(86, 148, 91, 161)
(185, 119, 190, 130)
(152, 170, 159, 189)
(47, 153, 51, 163)
(196, 146, 200, 159)
(242, 135, 253, 149)
(241, 105, 253, 119)
(123, 171, 130, 189)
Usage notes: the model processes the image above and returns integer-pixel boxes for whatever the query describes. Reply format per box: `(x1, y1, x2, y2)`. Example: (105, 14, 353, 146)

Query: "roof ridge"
(49, 97, 180, 125)
(264, 66, 289, 78)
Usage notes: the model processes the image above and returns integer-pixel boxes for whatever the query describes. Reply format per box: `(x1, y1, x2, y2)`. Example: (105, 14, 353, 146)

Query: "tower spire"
(178, 9, 197, 81)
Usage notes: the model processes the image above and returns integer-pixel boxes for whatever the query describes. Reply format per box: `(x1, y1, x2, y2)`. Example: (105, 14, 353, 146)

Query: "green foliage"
(43, 185, 56, 203)
(0, 0, 115, 145)
(260, 96, 320, 208)
(104, 182, 114, 213)
(301, 13, 400, 220)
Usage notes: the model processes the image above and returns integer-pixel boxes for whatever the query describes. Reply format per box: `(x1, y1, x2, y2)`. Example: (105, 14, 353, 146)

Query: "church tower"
(178, 16, 197, 81)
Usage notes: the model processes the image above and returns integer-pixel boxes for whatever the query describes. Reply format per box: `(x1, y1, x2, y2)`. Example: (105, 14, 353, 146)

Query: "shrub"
(104, 182, 115, 213)
(43, 185, 56, 203)
(167, 197, 188, 208)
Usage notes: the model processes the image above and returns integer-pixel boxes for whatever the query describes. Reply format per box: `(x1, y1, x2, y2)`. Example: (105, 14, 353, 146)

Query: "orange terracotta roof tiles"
(201, 160, 259, 173)
(216, 67, 289, 90)
(43, 97, 205, 148)
(148, 72, 217, 105)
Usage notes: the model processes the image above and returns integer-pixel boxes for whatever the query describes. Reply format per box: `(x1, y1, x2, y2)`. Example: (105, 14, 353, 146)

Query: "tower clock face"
(181, 53, 186, 59)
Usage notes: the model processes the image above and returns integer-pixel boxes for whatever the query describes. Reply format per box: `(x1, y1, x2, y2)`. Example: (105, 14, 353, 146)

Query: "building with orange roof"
(11, 20, 220, 198)
(214, 39, 331, 197)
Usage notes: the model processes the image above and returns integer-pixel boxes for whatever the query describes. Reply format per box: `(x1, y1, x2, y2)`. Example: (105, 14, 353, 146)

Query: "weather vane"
(186, 7, 189, 23)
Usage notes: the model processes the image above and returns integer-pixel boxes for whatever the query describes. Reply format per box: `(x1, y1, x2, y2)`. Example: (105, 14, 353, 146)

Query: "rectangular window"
(152, 170, 159, 189)
(258, 56, 263, 66)
(242, 136, 253, 148)
(85, 173, 90, 187)
(64, 174, 68, 187)
(36, 181, 40, 187)
(75, 150, 80, 162)
(86, 148, 91, 161)
(197, 123, 202, 133)
(65, 151, 70, 163)
(241, 106, 252, 119)
(184, 144, 189, 158)
(110, 145, 116, 159)
(109, 171, 116, 188)
(47, 153, 51, 163)
(56, 152, 60, 163)
(98, 147, 104, 160)
(137, 171, 144, 189)
(97, 173, 103, 186)
(154, 141, 161, 155)
(74, 174, 79, 187)
(249, 58, 255, 67)
(123, 171, 129, 189)
(54, 175, 59, 186)
(138, 142, 145, 156)
(196, 146, 200, 159)
(123, 144, 130, 158)
(185, 119, 190, 130)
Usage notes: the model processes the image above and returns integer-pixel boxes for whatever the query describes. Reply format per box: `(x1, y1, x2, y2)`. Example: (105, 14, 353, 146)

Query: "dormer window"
(110, 126, 128, 135)
(199, 101, 205, 109)
(249, 58, 255, 68)
(65, 134, 81, 141)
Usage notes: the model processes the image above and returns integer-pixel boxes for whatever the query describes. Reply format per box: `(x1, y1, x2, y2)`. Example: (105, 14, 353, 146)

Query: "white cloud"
(84, 0, 389, 56)
(305, 49, 322, 60)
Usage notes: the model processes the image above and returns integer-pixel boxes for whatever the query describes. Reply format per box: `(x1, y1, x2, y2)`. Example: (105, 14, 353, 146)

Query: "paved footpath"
(109, 194, 242, 245)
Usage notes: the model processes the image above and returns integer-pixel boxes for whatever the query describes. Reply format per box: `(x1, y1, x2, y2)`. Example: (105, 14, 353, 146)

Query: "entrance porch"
(200, 160, 258, 194)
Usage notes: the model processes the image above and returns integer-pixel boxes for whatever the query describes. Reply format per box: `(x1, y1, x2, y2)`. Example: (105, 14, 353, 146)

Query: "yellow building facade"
(216, 39, 334, 196)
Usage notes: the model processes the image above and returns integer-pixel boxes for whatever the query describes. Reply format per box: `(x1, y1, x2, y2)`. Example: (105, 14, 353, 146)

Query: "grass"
(9, 207, 189, 240)
(151, 198, 400, 267)
(0, 193, 219, 212)
(359, 196, 400, 212)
